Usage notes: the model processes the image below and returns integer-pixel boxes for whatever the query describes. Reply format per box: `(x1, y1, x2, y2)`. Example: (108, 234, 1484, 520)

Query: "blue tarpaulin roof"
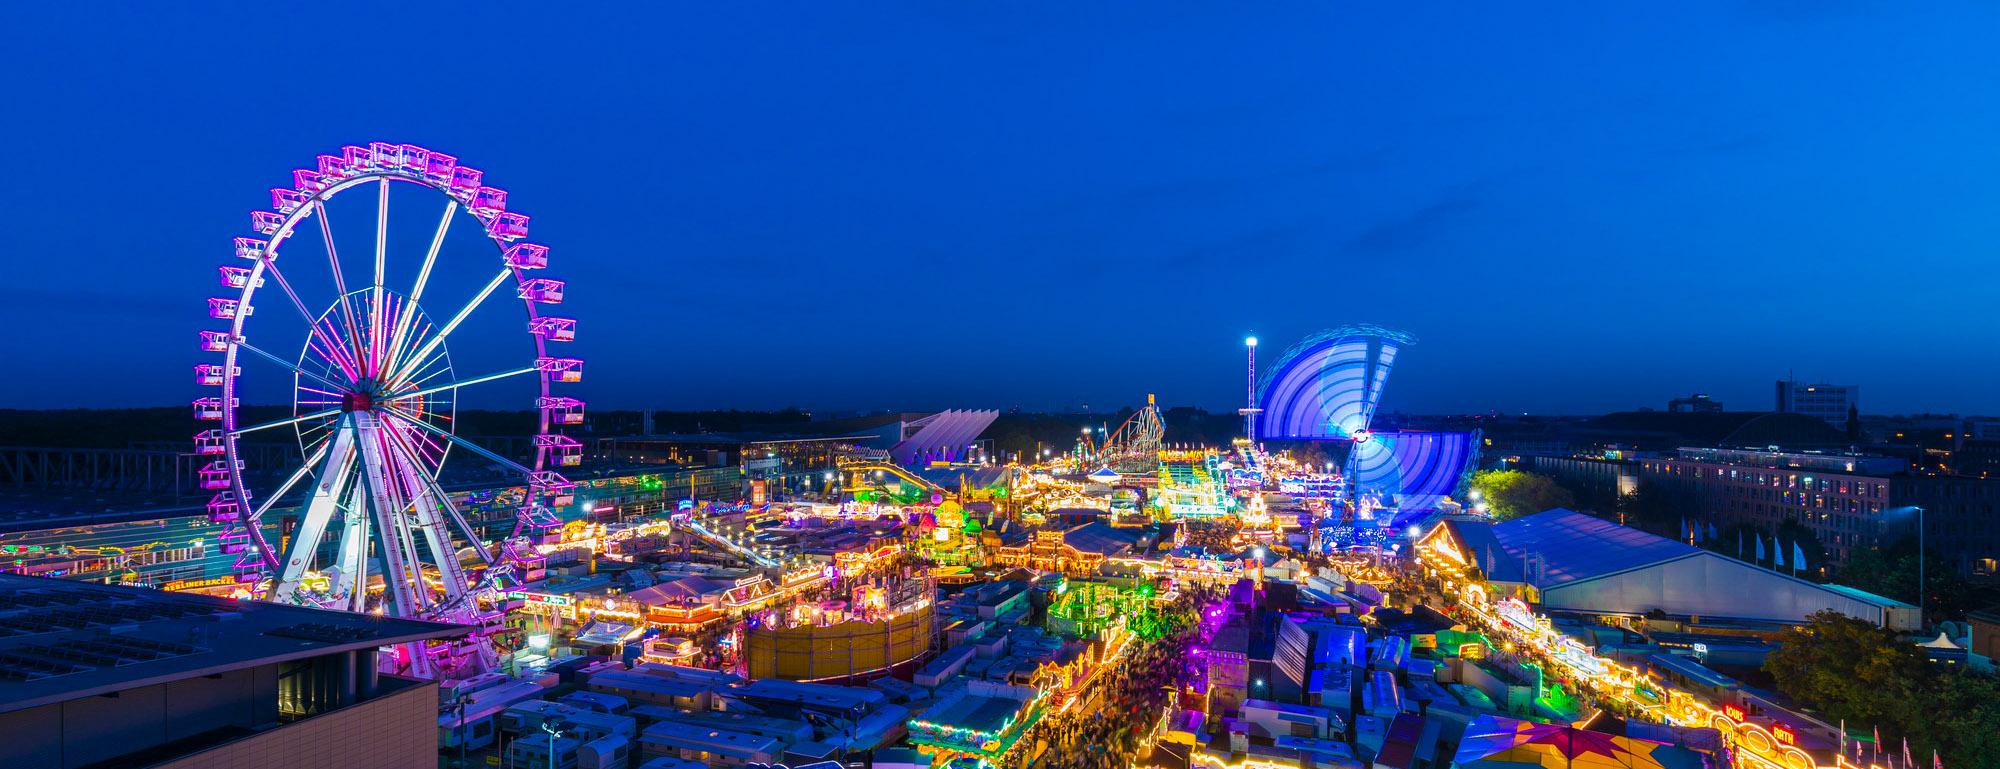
(1063, 522, 1138, 556)
(1488, 508, 1701, 587)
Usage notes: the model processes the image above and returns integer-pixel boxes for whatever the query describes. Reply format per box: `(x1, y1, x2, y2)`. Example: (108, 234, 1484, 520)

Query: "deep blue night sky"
(4, 4, 1999, 416)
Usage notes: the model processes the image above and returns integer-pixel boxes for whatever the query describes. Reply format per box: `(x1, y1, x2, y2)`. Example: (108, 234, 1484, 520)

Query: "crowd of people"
(1019, 583, 1223, 769)
(1176, 520, 1239, 552)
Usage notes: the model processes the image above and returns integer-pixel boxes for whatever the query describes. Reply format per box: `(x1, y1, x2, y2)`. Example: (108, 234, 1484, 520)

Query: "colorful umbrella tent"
(1453, 715, 1707, 769)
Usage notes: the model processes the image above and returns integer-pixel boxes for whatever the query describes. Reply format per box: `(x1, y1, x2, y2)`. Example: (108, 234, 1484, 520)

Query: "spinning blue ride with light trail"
(1252, 326, 1477, 524)
(1346, 430, 1480, 519)
(1254, 325, 1413, 442)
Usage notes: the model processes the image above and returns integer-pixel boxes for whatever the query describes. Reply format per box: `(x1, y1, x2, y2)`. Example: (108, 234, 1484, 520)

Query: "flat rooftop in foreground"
(931, 694, 1022, 735)
(0, 574, 468, 713)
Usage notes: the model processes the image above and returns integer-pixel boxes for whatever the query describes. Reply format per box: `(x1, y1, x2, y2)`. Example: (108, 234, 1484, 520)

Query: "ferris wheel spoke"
(387, 314, 441, 388)
(303, 330, 359, 386)
(257, 259, 364, 381)
(311, 200, 367, 369)
(376, 410, 446, 479)
(247, 441, 331, 522)
(386, 366, 535, 404)
(391, 301, 441, 387)
(384, 266, 513, 387)
(411, 200, 456, 307)
(405, 353, 456, 389)
(385, 200, 457, 375)
(380, 404, 536, 476)
(400, 420, 450, 474)
(237, 341, 353, 394)
(232, 406, 342, 438)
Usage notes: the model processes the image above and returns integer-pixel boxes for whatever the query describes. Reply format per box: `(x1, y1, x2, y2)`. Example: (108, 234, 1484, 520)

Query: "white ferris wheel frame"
(195, 144, 581, 630)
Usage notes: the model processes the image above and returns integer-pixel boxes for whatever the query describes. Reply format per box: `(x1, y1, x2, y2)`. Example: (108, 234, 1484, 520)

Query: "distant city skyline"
(6, 5, 2000, 415)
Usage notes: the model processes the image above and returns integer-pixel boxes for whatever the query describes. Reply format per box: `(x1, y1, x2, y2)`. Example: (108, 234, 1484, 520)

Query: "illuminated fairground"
(1154, 449, 1234, 519)
(1410, 513, 1926, 769)
(51, 269, 1937, 769)
(1045, 577, 1166, 639)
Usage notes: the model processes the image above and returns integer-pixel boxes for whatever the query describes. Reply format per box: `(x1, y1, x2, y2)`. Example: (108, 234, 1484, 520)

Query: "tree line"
(1766, 611, 2000, 768)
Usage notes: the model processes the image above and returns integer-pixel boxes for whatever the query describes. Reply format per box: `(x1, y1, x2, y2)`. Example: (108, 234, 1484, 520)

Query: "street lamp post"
(540, 719, 569, 769)
(1890, 505, 1929, 627)
(1915, 506, 1926, 626)
(452, 694, 472, 769)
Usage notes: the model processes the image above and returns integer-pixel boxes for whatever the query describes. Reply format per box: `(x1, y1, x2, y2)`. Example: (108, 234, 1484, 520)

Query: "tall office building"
(1775, 380, 1858, 426)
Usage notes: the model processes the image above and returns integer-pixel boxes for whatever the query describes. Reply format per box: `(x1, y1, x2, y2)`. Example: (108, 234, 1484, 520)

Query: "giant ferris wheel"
(192, 143, 582, 671)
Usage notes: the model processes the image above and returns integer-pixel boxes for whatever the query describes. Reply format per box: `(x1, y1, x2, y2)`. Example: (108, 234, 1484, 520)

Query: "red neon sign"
(1773, 725, 1796, 746)
(1723, 704, 1746, 723)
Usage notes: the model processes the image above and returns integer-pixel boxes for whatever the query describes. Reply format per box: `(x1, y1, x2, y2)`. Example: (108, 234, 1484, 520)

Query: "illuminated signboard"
(1723, 703, 1746, 723)
(508, 592, 572, 607)
(161, 575, 241, 592)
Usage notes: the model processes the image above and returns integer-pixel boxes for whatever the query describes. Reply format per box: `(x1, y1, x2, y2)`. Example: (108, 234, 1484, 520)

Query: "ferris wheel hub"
(340, 391, 375, 412)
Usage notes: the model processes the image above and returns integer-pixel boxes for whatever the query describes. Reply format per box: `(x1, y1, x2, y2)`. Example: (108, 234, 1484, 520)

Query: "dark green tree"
(1616, 481, 1681, 530)
(1838, 536, 1977, 620)
(1911, 670, 2000, 769)
(1467, 470, 1575, 521)
(1555, 477, 1618, 518)
(1762, 610, 1926, 729)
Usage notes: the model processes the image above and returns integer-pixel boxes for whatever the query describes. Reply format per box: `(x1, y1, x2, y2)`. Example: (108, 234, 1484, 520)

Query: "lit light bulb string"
(1420, 553, 1881, 769)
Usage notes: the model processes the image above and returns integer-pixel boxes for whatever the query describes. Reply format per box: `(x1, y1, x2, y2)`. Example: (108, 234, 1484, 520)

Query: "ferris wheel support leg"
(382, 414, 494, 566)
(273, 416, 359, 602)
(433, 481, 493, 565)
(355, 413, 426, 618)
(394, 426, 492, 564)
(380, 420, 469, 605)
(412, 500, 467, 604)
(334, 484, 372, 613)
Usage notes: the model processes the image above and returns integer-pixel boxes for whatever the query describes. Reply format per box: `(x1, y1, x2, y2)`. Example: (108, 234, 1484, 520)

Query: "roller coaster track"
(837, 460, 951, 498)
(1100, 395, 1164, 474)
(672, 514, 779, 568)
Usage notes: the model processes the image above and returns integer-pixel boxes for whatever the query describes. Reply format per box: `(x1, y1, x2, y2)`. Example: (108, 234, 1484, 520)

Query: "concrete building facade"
(1775, 380, 1857, 426)
(1640, 448, 1903, 562)
(0, 574, 467, 769)
(1643, 446, 2000, 574)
